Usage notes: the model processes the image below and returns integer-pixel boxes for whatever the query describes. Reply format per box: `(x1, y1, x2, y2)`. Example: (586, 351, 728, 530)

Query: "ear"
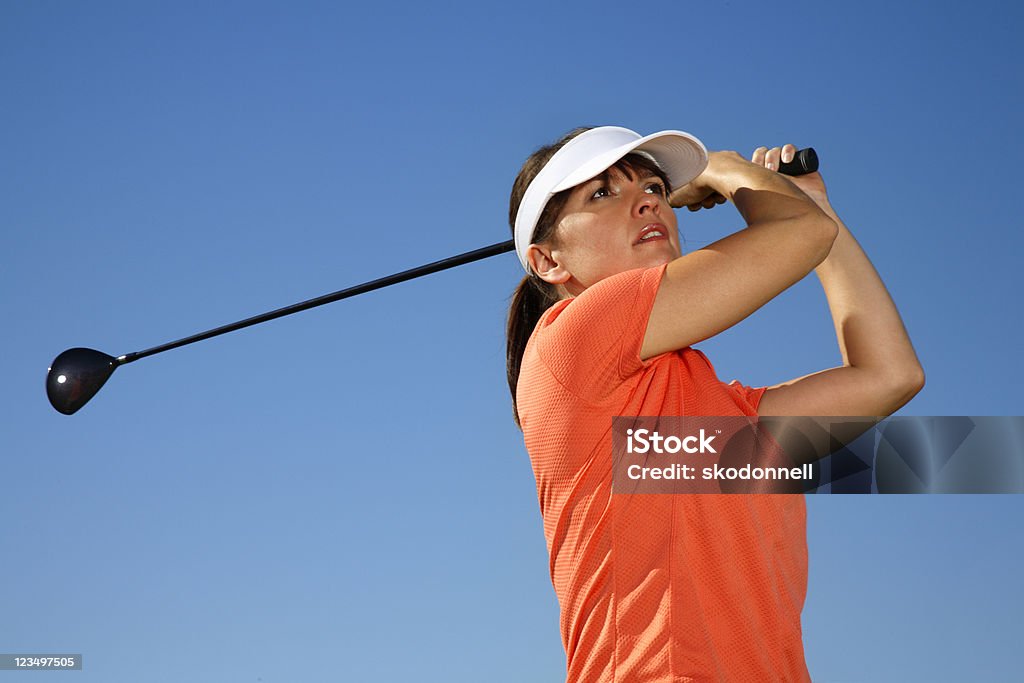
(527, 243, 571, 285)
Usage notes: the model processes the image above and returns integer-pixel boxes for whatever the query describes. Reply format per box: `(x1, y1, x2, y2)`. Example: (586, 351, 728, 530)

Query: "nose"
(632, 187, 661, 217)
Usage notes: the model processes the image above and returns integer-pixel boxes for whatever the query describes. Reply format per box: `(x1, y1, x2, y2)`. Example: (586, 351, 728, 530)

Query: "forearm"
(686, 152, 838, 274)
(747, 143, 924, 417)
(813, 199, 925, 396)
(704, 151, 831, 227)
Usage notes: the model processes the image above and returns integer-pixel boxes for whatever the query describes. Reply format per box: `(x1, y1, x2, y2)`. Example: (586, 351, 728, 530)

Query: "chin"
(636, 245, 679, 268)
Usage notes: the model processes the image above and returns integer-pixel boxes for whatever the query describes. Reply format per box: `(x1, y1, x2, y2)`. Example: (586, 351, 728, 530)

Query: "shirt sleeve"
(533, 264, 667, 402)
(726, 379, 769, 414)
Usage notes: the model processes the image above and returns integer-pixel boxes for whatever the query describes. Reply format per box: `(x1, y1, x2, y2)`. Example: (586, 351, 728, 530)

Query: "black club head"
(46, 348, 119, 415)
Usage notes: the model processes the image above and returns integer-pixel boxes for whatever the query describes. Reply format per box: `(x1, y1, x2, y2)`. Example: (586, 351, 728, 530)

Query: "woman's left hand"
(752, 144, 830, 207)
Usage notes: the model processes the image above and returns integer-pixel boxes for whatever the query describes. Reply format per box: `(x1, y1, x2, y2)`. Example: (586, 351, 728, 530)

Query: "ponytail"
(505, 128, 592, 428)
(506, 274, 561, 427)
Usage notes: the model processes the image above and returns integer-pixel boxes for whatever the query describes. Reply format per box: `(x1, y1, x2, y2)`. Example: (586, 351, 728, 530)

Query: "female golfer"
(506, 126, 924, 682)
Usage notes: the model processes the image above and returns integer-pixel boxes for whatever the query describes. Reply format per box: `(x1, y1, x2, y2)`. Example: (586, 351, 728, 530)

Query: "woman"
(506, 126, 924, 682)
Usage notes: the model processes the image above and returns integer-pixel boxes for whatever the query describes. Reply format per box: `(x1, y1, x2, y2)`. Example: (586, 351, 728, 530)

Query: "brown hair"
(506, 128, 672, 427)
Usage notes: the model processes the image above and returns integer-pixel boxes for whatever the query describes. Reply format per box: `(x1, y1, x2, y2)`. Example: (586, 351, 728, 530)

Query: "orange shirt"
(517, 264, 810, 683)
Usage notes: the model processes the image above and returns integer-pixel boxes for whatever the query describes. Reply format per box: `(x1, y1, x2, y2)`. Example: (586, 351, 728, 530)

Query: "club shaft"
(118, 239, 516, 364)
(115, 148, 818, 365)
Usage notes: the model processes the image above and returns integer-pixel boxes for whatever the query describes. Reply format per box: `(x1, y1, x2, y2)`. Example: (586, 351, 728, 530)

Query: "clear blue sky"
(2, 1, 1022, 681)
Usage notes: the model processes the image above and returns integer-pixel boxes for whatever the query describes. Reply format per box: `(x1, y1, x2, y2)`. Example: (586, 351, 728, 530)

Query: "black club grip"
(778, 148, 818, 176)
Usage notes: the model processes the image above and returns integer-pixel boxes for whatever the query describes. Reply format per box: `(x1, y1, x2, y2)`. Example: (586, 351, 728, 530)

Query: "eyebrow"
(579, 168, 664, 191)
(572, 173, 606, 193)
(629, 164, 664, 181)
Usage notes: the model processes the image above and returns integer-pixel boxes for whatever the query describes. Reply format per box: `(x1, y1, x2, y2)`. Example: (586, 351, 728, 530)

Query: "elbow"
(793, 207, 838, 268)
(908, 364, 926, 395)
(903, 363, 926, 401)
(811, 211, 839, 264)
(883, 363, 926, 412)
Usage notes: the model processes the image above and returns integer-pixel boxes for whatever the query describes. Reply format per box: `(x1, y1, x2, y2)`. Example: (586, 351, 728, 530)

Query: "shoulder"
(523, 265, 670, 396)
(539, 265, 667, 334)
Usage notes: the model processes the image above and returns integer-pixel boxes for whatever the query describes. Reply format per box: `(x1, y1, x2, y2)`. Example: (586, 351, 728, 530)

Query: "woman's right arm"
(639, 151, 838, 360)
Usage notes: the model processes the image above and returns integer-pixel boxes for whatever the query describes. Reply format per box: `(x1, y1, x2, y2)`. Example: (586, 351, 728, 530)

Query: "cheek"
(561, 211, 623, 243)
(555, 214, 602, 254)
(668, 215, 681, 241)
(556, 212, 589, 235)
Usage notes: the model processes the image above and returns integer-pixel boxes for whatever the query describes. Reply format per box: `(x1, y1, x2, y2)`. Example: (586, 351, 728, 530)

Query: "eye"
(590, 185, 610, 200)
(645, 181, 667, 196)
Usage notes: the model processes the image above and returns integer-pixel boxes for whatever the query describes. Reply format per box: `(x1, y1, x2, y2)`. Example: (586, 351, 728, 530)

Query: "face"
(528, 165, 680, 296)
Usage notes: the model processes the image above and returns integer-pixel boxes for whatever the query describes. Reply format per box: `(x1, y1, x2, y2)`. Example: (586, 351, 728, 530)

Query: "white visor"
(513, 126, 708, 272)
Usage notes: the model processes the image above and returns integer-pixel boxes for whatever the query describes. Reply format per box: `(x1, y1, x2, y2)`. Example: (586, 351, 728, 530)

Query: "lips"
(635, 223, 668, 245)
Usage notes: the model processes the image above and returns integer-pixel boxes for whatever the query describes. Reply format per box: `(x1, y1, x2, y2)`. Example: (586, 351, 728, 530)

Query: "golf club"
(46, 148, 819, 415)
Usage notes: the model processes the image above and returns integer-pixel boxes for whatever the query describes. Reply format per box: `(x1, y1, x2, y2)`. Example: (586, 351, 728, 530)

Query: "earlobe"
(527, 244, 571, 285)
